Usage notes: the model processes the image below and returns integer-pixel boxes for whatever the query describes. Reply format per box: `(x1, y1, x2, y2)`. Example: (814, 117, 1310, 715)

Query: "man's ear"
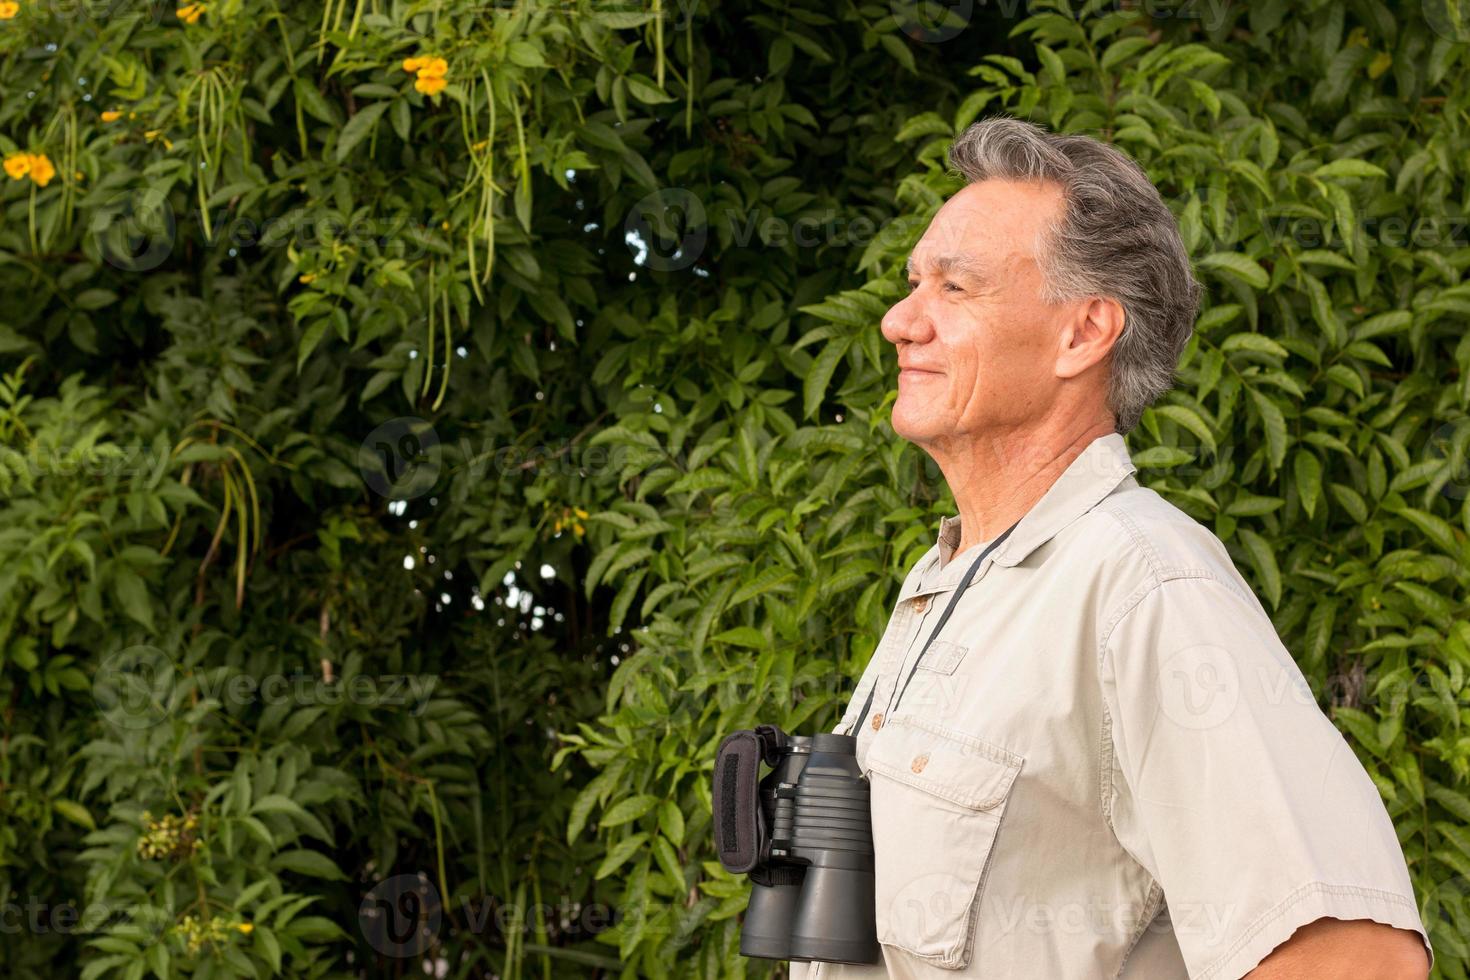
(1057, 297, 1126, 380)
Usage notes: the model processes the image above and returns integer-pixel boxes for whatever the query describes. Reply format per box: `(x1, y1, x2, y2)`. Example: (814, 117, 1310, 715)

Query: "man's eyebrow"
(904, 253, 988, 283)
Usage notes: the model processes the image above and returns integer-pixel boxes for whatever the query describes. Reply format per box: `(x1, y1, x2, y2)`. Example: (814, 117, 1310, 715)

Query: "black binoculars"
(712, 725, 880, 965)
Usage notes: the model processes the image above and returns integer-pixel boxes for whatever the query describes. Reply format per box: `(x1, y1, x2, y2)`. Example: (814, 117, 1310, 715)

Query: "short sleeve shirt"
(791, 433, 1430, 980)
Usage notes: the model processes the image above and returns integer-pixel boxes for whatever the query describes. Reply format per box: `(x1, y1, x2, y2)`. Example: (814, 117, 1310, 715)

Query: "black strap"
(712, 725, 788, 874)
(848, 521, 1018, 735)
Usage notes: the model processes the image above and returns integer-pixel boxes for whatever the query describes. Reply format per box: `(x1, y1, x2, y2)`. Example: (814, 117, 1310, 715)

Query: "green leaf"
(711, 626, 766, 648)
(599, 794, 659, 829)
(652, 834, 684, 885)
(507, 41, 547, 67)
(1131, 446, 1195, 468)
(1221, 333, 1290, 359)
(803, 337, 851, 419)
(297, 319, 329, 372)
(270, 849, 348, 881)
(112, 566, 154, 630)
(624, 75, 674, 104)
(334, 101, 390, 162)
(1293, 451, 1322, 519)
(1100, 36, 1153, 70)
(1246, 387, 1288, 470)
(253, 926, 283, 974)
(1353, 311, 1412, 341)
(53, 799, 96, 831)
(1152, 405, 1217, 453)
(878, 34, 916, 73)
(75, 289, 119, 310)
(658, 800, 685, 846)
(1197, 252, 1269, 290)
(1312, 159, 1387, 180)
(252, 794, 309, 818)
(294, 78, 338, 124)
(594, 833, 648, 879)
(1235, 527, 1282, 609)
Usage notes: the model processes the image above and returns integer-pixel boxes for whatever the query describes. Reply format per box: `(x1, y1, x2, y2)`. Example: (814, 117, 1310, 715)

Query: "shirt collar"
(991, 432, 1137, 567)
(903, 433, 1138, 596)
(937, 514, 963, 566)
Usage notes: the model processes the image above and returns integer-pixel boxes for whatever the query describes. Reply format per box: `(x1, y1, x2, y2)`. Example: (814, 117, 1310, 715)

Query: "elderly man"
(795, 118, 1432, 979)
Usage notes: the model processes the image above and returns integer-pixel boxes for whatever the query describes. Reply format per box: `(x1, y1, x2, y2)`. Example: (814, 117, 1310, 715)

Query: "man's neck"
(926, 419, 1118, 555)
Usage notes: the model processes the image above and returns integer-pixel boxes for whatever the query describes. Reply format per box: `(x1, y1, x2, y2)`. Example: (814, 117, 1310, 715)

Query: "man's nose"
(881, 292, 933, 347)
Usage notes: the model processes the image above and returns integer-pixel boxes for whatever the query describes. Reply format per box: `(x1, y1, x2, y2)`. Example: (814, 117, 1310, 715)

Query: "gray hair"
(946, 117, 1201, 434)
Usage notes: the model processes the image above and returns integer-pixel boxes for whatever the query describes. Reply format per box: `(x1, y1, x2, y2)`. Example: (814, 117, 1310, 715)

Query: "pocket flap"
(866, 716, 1022, 810)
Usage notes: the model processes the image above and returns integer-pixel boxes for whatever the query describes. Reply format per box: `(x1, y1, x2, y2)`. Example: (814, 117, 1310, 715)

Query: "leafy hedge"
(1, 0, 1468, 978)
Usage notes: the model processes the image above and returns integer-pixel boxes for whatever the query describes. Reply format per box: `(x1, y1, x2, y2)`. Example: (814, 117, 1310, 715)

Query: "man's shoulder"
(1068, 480, 1257, 607)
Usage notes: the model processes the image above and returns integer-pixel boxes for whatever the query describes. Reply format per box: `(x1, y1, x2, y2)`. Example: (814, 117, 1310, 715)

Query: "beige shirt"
(793, 433, 1430, 980)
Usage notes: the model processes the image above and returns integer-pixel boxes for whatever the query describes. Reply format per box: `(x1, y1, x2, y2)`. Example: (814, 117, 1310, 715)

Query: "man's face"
(881, 179, 1068, 450)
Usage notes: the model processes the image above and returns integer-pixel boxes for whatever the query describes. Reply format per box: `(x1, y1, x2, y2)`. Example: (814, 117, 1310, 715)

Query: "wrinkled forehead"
(908, 179, 1064, 275)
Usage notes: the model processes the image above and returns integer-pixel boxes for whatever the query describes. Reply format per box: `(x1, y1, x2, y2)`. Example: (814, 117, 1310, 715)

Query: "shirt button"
(911, 754, 929, 774)
(912, 595, 930, 612)
(871, 712, 884, 731)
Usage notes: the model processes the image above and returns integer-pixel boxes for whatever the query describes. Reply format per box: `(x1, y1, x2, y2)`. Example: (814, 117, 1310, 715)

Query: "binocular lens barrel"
(739, 733, 880, 965)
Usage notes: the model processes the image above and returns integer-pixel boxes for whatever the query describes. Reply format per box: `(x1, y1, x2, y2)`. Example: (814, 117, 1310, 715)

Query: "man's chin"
(890, 409, 945, 446)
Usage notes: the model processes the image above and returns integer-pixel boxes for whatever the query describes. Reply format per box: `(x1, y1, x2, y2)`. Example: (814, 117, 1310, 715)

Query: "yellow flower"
(401, 56, 427, 74)
(26, 153, 54, 187)
(0, 2, 19, 19)
(298, 272, 316, 284)
(177, 2, 205, 24)
(74, 170, 84, 181)
(471, 139, 488, 152)
(440, 220, 450, 231)
(415, 74, 447, 96)
(236, 923, 253, 934)
(3, 153, 30, 181)
(101, 109, 122, 122)
(573, 507, 589, 520)
(418, 57, 448, 79)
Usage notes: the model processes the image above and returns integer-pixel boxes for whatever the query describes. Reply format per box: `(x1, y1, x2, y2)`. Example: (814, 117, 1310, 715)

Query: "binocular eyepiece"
(712, 725, 880, 965)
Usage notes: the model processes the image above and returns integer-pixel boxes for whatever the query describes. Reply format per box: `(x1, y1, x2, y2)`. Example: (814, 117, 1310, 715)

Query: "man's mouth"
(898, 366, 942, 380)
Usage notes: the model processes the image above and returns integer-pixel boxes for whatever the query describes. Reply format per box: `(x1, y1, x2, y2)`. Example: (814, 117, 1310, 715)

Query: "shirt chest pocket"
(864, 716, 1023, 970)
(915, 639, 968, 675)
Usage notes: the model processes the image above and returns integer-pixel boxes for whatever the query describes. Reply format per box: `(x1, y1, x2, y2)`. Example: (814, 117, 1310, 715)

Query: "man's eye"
(906, 279, 920, 293)
(942, 281, 963, 293)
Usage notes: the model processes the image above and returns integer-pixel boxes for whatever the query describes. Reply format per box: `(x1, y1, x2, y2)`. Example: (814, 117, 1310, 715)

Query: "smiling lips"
(898, 365, 943, 380)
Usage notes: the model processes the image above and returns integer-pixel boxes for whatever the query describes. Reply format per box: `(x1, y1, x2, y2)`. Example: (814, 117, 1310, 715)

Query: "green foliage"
(0, 0, 1467, 977)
